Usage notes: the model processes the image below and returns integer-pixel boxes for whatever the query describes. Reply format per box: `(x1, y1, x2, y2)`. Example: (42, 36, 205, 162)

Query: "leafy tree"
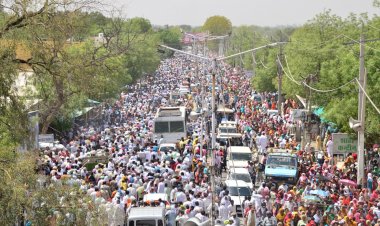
(0, 1, 166, 224)
(283, 11, 380, 143)
(374, 0, 380, 7)
(225, 25, 293, 92)
(157, 26, 182, 57)
(202, 15, 232, 36)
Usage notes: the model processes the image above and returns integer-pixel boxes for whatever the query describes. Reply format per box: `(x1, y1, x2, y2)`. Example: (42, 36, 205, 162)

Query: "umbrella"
(310, 190, 329, 197)
(339, 179, 357, 187)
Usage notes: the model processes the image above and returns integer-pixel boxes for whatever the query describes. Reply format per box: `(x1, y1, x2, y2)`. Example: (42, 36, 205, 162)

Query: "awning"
(87, 99, 101, 105)
(217, 105, 234, 114)
(296, 95, 307, 108)
(73, 107, 94, 118)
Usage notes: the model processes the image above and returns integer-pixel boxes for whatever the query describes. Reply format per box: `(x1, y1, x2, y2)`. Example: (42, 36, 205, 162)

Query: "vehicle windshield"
(267, 156, 297, 167)
(227, 186, 251, 196)
(220, 128, 237, 133)
(136, 220, 156, 226)
(230, 173, 251, 183)
(231, 153, 252, 161)
(160, 146, 175, 152)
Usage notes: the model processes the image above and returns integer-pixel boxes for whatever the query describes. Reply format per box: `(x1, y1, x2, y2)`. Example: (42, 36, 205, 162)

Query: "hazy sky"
(108, 0, 379, 27)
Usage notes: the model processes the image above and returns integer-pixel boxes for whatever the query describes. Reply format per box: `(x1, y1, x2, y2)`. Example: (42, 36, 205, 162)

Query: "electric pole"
(210, 58, 217, 226)
(357, 32, 366, 187)
(252, 32, 256, 78)
(277, 32, 284, 115)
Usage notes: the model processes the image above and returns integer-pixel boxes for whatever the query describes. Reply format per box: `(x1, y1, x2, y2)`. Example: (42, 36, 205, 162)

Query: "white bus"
(154, 107, 187, 143)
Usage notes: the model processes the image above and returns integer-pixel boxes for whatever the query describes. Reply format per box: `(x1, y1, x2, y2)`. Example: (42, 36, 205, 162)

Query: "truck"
(264, 149, 298, 184)
(153, 107, 187, 143)
(127, 207, 166, 226)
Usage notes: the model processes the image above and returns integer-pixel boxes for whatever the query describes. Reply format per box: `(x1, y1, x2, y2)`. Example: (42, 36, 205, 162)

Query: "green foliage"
(202, 15, 232, 36)
(225, 11, 379, 143)
(374, 0, 380, 7)
(157, 26, 182, 57)
(282, 11, 380, 142)
(158, 26, 182, 48)
(0, 2, 171, 224)
(226, 25, 294, 92)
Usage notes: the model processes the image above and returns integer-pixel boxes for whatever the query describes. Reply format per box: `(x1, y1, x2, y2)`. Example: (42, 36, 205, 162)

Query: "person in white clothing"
(258, 132, 268, 154)
(326, 138, 333, 158)
(218, 201, 230, 221)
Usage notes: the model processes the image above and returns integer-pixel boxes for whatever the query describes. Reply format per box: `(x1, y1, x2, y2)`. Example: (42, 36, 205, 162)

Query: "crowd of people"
(36, 53, 380, 226)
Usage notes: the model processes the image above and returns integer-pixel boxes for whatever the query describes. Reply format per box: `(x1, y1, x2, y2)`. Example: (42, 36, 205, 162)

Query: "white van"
(143, 193, 168, 204)
(224, 180, 252, 217)
(127, 207, 166, 226)
(228, 167, 253, 190)
(227, 146, 253, 169)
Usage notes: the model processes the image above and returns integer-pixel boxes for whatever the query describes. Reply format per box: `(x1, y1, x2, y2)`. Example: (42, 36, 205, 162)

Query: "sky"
(107, 0, 379, 27)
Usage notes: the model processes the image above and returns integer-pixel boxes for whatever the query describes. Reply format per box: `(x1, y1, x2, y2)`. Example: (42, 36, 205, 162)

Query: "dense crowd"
(37, 53, 379, 226)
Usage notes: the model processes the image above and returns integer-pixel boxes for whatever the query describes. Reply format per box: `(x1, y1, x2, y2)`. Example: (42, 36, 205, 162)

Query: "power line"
(284, 54, 299, 83)
(355, 78, 380, 115)
(252, 53, 258, 65)
(302, 78, 355, 93)
(218, 42, 285, 61)
(276, 55, 302, 85)
(260, 59, 269, 69)
(281, 34, 346, 52)
(342, 34, 380, 53)
(368, 24, 380, 32)
(278, 55, 357, 93)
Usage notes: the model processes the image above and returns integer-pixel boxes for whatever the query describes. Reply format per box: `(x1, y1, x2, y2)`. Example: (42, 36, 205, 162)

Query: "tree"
(225, 25, 294, 92)
(283, 11, 380, 143)
(374, 0, 380, 7)
(123, 17, 160, 81)
(202, 15, 232, 36)
(0, 1, 166, 224)
(157, 26, 182, 57)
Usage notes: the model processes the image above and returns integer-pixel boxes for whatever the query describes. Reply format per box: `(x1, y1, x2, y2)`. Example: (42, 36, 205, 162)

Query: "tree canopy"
(0, 1, 180, 224)
(226, 11, 380, 144)
(202, 15, 232, 36)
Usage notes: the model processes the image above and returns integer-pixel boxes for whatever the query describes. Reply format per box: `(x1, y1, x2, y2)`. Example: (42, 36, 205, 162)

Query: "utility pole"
(158, 42, 285, 225)
(218, 38, 224, 57)
(276, 32, 284, 115)
(357, 33, 366, 187)
(251, 32, 256, 78)
(210, 58, 217, 226)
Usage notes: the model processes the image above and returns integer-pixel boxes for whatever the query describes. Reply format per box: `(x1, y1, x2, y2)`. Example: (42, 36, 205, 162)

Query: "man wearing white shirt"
(176, 189, 186, 203)
(258, 132, 268, 154)
(157, 180, 165, 193)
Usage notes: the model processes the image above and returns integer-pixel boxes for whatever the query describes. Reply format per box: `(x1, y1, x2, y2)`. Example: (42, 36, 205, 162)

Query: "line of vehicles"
(127, 78, 300, 225)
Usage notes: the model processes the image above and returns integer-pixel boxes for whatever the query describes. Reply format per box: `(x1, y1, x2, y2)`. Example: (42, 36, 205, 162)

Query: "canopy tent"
(87, 99, 101, 105)
(216, 105, 234, 114)
(296, 95, 307, 108)
(313, 107, 339, 133)
(72, 107, 94, 118)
